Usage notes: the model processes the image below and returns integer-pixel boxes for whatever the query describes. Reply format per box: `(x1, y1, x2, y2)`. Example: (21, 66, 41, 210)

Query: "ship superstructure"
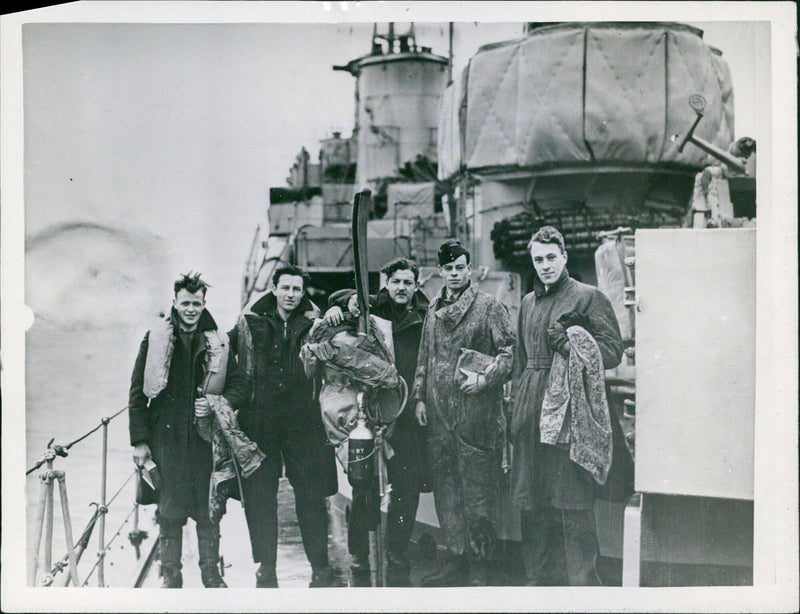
(240, 20, 757, 587)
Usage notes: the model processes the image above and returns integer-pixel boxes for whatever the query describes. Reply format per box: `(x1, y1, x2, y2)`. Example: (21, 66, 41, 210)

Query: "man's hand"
(323, 305, 345, 326)
(415, 400, 428, 426)
(556, 311, 593, 336)
(194, 396, 211, 418)
(133, 442, 151, 468)
(547, 322, 570, 358)
(459, 368, 487, 394)
(307, 340, 336, 362)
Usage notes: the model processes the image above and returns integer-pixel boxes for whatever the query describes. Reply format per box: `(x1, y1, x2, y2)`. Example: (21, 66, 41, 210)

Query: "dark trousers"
(349, 457, 421, 570)
(385, 459, 421, 569)
(520, 506, 601, 586)
(157, 506, 219, 536)
(348, 475, 381, 564)
(240, 411, 331, 572)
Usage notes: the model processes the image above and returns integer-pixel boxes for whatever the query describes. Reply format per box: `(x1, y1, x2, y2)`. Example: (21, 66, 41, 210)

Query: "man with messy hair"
(129, 272, 240, 588)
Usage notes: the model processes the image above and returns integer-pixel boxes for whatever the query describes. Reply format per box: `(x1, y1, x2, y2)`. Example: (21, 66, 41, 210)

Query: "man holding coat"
(411, 240, 516, 586)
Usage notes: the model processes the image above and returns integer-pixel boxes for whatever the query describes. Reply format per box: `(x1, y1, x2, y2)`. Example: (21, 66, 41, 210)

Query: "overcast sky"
(14, 8, 763, 327)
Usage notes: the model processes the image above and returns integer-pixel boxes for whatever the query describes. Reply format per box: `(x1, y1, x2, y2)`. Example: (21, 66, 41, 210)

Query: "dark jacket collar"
(249, 290, 317, 321)
(372, 287, 429, 331)
(169, 307, 218, 333)
(534, 268, 571, 299)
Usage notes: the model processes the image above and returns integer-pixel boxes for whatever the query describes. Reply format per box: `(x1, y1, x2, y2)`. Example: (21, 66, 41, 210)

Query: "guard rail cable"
(26, 405, 154, 587)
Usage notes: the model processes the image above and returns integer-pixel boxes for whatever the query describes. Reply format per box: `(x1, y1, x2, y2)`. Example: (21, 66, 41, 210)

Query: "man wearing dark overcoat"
(322, 257, 432, 586)
(129, 272, 239, 588)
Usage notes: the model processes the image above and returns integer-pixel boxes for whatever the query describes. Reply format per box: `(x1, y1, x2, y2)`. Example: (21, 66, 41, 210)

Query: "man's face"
(347, 293, 360, 317)
(530, 241, 567, 286)
(274, 274, 305, 314)
(439, 254, 471, 293)
(385, 268, 417, 306)
(173, 288, 205, 330)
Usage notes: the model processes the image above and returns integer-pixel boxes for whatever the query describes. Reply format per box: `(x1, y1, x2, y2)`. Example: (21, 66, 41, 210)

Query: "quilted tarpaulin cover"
(438, 23, 735, 179)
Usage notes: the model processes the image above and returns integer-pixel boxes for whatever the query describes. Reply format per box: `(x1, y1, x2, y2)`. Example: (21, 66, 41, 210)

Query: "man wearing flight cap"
(411, 240, 516, 586)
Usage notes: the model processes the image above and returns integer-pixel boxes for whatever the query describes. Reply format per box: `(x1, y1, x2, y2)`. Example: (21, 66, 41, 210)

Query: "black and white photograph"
(1, 1, 797, 612)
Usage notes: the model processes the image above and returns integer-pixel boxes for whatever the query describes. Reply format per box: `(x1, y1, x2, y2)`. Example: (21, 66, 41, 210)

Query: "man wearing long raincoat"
(411, 240, 515, 586)
(129, 272, 240, 588)
(510, 226, 625, 586)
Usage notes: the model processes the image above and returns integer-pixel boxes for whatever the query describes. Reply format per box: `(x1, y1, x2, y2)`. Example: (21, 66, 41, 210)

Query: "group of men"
(129, 225, 628, 588)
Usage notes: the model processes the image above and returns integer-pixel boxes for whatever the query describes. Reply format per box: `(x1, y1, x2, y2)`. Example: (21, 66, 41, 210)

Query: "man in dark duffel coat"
(371, 258, 432, 586)
(226, 264, 339, 588)
(129, 272, 240, 588)
(322, 257, 432, 586)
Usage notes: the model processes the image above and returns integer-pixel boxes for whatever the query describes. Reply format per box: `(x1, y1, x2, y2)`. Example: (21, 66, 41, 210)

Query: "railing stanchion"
(28, 473, 50, 585)
(97, 418, 109, 586)
(56, 472, 81, 587)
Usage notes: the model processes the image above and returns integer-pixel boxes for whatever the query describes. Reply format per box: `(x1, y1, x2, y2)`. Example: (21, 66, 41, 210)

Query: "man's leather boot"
(349, 554, 371, 587)
(197, 528, 227, 588)
(158, 528, 183, 589)
(255, 563, 278, 588)
(421, 552, 466, 587)
(385, 551, 411, 587)
(309, 565, 342, 588)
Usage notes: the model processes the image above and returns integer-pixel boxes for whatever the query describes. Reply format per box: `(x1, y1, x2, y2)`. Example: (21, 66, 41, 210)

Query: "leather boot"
(309, 565, 342, 588)
(349, 554, 371, 587)
(421, 553, 466, 587)
(197, 526, 227, 588)
(255, 563, 278, 588)
(158, 528, 183, 589)
(385, 552, 411, 587)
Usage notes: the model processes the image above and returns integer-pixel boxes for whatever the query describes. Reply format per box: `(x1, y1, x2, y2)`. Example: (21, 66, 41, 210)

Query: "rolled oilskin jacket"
(197, 393, 266, 523)
(305, 315, 406, 425)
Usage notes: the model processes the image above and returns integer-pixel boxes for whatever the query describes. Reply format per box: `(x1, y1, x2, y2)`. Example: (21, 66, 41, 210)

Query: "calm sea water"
(25, 325, 349, 588)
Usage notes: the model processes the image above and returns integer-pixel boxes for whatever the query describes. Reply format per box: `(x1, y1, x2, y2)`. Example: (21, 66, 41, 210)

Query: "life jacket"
(143, 313, 229, 401)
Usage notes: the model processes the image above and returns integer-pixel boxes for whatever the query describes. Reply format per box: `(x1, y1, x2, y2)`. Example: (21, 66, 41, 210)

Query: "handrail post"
(28, 473, 50, 585)
(97, 418, 109, 586)
(56, 471, 81, 587)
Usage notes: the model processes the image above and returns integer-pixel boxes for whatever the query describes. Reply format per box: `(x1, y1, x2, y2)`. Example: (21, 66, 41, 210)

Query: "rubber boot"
(159, 527, 183, 589)
(467, 552, 489, 587)
(197, 523, 227, 588)
(421, 552, 467, 587)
